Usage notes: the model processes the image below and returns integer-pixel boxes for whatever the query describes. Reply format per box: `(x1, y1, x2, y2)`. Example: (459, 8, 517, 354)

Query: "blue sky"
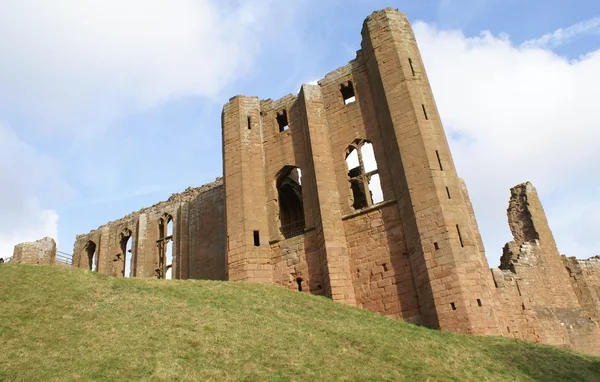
(1, 0, 599, 267)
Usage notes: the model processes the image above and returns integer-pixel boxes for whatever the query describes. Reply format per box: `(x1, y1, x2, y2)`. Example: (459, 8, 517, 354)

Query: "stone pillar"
(223, 96, 272, 282)
(361, 8, 499, 334)
(296, 84, 356, 305)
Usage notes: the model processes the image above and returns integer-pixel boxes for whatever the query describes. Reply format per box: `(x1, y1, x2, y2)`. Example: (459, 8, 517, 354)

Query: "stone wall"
(12, 237, 56, 265)
(73, 179, 225, 280)
(491, 182, 600, 355)
(563, 255, 600, 321)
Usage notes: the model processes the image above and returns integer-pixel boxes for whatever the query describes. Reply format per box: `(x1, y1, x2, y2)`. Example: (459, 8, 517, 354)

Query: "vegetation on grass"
(0, 264, 599, 381)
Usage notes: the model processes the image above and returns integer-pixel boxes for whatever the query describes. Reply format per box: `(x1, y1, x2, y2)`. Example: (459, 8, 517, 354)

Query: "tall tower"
(222, 96, 272, 282)
(360, 8, 500, 334)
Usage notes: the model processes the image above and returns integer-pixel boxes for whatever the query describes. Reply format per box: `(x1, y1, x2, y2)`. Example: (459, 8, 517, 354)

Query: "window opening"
(346, 140, 383, 210)
(409, 58, 416, 76)
(434, 242, 439, 250)
(277, 166, 305, 239)
(296, 277, 303, 292)
(276, 109, 289, 132)
(340, 81, 356, 105)
(477, 299, 482, 307)
(85, 241, 97, 272)
(119, 229, 133, 278)
(422, 104, 428, 120)
(436, 150, 444, 171)
(446, 186, 452, 199)
(156, 214, 174, 280)
(451, 302, 456, 311)
(253, 231, 260, 247)
(456, 224, 464, 247)
(247, 115, 252, 130)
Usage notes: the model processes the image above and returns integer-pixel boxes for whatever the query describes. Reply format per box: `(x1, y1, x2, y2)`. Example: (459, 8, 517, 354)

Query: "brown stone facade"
(72, 180, 226, 280)
(12, 237, 57, 265)
(59, 8, 600, 355)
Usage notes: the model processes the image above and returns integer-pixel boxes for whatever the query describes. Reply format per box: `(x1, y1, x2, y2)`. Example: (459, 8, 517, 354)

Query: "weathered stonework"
(60, 8, 599, 356)
(12, 237, 56, 265)
(72, 180, 226, 280)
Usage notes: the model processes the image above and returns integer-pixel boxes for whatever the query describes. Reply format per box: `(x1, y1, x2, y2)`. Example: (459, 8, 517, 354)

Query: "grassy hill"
(0, 265, 598, 381)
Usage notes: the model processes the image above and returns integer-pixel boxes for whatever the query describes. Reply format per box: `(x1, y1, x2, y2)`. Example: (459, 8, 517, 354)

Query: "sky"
(1, 0, 599, 267)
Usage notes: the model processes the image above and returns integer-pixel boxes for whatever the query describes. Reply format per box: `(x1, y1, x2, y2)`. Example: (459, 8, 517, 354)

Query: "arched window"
(345, 140, 384, 210)
(119, 229, 133, 278)
(85, 241, 97, 272)
(277, 166, 305, 239)
(157, 214, 174, 279)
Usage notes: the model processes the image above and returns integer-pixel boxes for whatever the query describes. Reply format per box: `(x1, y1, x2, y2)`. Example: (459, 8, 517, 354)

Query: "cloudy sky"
(1, 0, 598, 266)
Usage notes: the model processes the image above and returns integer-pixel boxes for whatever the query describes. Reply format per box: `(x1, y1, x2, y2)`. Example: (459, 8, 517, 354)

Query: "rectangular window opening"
(446, 186, 451, 199)
(433, 242, 439, 250)
(422, 104, 428, 120)
(451, 302, 456, 311)
(247, 116, 252, 130)
(253, 231, 260, 247)
(276, 109, 289, 132)
(341, 81, 356, 105)
(477, 299, 482, 307)
(436, 150, 444, 171)
(408, 58, 416, 76)
(456, 225, 464, 247)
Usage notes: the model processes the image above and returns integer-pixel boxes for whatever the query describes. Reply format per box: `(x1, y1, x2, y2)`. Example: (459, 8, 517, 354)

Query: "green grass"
(0, 265, 598, 381)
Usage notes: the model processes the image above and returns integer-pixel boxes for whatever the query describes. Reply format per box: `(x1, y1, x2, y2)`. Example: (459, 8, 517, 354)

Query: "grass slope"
(0, 265, 599, 381)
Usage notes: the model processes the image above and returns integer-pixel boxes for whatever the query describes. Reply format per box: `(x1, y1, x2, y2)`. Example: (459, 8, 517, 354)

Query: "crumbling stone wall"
(12, 237, 56, 265)
(563, 255, 600, 321)
(73, 179, 225, 280)
(492, 182, 600, 355)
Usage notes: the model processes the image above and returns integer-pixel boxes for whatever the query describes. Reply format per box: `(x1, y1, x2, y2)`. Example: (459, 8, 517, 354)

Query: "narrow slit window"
(296, 277, 303, 292)
(276, 109, 289, 132)
(409, 58, 416, 76)
(436, 150, 444, 171)
(446, 186, 451, 199)
(451, 302, 456, 311)
(434, 242, 439, 250)
(422, 104, 428, 120)
(456, 224, 464, 247)
(247, 116, 252, 130)
(341, 81, 356, 105)
(253, 231, 260, 247)
(477, 299, 482, 307)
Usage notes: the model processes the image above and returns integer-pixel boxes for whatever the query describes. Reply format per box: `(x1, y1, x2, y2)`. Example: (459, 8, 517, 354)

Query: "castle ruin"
(15, 8, 599, 355)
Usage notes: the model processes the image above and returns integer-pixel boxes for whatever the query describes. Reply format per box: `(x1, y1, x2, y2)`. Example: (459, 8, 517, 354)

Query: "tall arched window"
(346, 140, 384, 210)
(119, 229, 133, 278)
(277, 166, 305, 239)
(85, 240, 97, 272)
(157, 214, 174, 279)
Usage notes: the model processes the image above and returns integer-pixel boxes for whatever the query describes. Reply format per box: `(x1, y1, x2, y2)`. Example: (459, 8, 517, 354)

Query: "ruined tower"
(222, 8, 500, 334)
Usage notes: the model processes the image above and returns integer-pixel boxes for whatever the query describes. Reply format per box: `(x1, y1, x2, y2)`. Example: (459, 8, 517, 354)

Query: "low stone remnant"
(12, 237, 57, 265)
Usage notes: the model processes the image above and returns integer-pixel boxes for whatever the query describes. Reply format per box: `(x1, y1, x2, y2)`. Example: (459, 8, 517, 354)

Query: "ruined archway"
(276, 166, 305, 239)
(119, 228, 133, 278)
(85, 241, 97, 271)
(157, 214, 174, 279)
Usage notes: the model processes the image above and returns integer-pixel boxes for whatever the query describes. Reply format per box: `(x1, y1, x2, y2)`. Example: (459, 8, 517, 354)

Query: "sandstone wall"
(492, 182, 600, 355)
(73, 180, 225, 280)
(12, 237, 56, 265)
(563, 255, 600, 321)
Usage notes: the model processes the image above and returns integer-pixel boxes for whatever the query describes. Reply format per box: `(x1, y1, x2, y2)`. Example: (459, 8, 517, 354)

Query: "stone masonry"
(53, 8, 600, 355)
(12, 237, 57, 265)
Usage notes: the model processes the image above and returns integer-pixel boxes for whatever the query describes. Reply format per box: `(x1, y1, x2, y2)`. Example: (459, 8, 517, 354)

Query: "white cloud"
(0, 124, 62, 260)
(413, 22, 600, 264)
(0, 0, 299, 132)
(521, 16, 600, 49)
